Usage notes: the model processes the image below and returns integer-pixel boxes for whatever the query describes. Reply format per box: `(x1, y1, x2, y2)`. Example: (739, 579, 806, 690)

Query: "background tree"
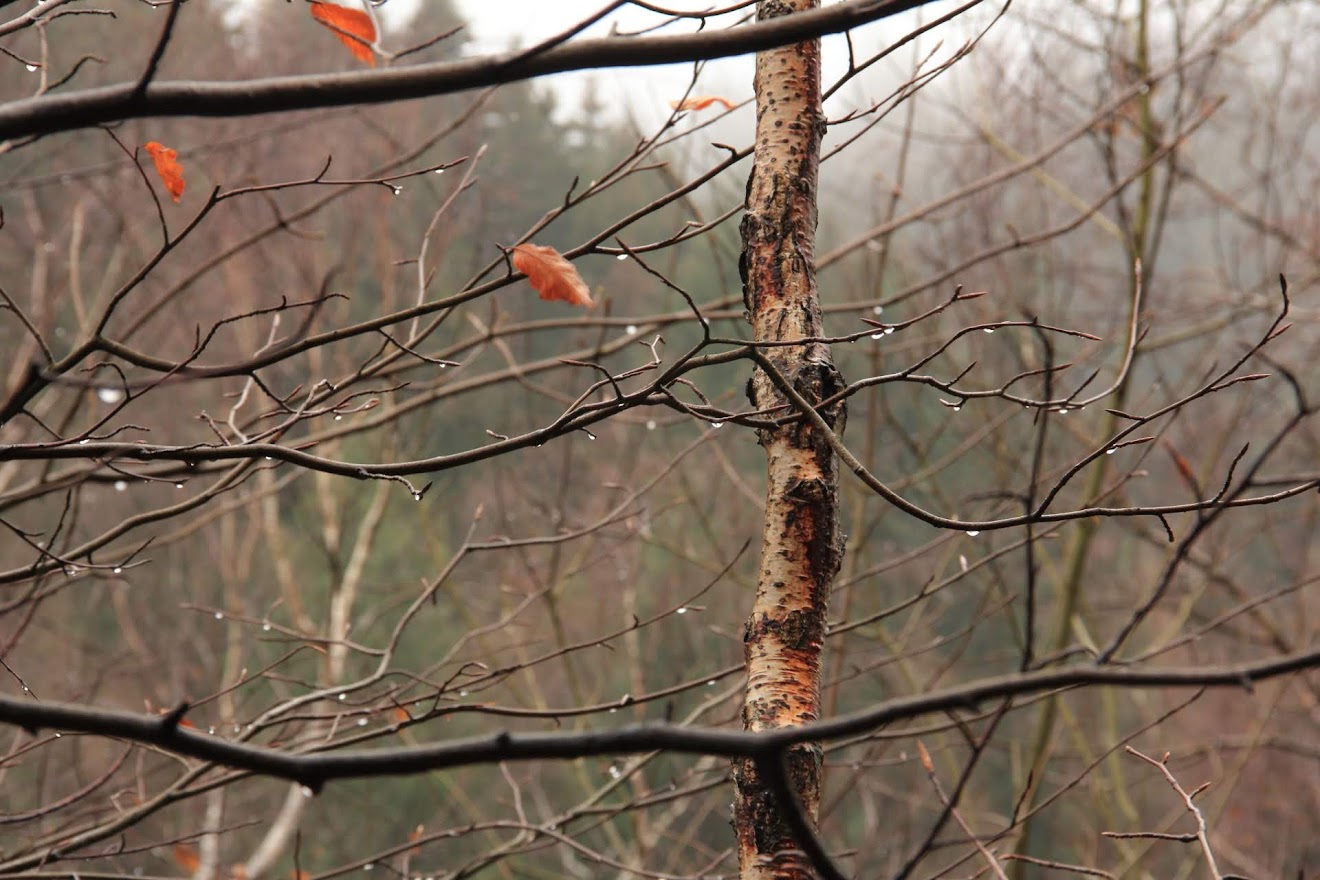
(0, 2, 1317, 879)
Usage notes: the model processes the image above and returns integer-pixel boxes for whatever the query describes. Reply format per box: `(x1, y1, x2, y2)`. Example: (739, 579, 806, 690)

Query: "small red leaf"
(173, 843, 201, 873)
(511, 244, 594, 309)
(669, 95, 736, 112)
(1162, 439, 1197, 491)
(143, 141, 185, 203)
(916, 740, 934, 773)
(309, 2, 377, 66)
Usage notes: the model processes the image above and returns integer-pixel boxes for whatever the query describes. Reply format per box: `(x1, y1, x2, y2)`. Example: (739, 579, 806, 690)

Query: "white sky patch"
(446, 0, 754, 127)
(361, 0, 977, 134)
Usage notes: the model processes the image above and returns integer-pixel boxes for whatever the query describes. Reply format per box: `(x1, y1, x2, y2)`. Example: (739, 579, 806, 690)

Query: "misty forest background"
(0, 2, 1316, 879)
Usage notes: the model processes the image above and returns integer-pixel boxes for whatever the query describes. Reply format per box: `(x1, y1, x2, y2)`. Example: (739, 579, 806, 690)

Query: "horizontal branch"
(0, 0, 948, 141)
(0, 649, 1314, 789)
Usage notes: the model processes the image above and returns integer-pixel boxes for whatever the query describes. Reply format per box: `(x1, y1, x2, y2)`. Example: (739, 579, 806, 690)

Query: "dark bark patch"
(733, 745, 824, 865)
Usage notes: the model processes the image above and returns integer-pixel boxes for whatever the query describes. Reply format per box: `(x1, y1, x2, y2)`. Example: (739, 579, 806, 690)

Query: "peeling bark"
(734, 2, 846, 879)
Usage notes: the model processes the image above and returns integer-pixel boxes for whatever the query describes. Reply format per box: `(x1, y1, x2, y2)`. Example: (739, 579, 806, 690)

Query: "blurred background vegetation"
(0, 1, 1316, 878)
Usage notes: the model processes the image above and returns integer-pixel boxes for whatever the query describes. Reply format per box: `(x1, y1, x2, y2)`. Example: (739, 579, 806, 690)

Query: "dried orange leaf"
(408, 823, 425, 855)
(1162, 440, 1196, 487)
(143, 141, 184, 203)
(669, 95, 735, 112)
(309, 2, 377, 66)
(173, 843, 201, 873)
(511, 244, 594, 309)
(916, 740, 934, 773)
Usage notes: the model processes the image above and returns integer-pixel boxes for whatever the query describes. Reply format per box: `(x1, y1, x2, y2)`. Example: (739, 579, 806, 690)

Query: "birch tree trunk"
(734, 2, 846, 878)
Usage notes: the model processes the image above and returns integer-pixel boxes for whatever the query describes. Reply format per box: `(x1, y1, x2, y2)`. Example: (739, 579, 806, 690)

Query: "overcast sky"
(444, 1, 756, 125)
(370, 1, 963, 129)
